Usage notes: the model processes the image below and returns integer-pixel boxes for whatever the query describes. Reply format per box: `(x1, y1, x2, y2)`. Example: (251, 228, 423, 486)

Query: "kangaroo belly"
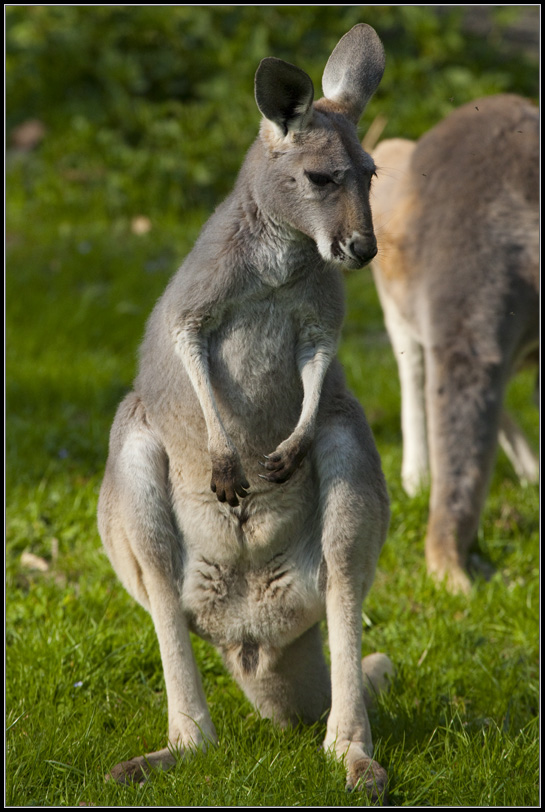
(183, 551, 325, 676)
(177, 484, 326, 677)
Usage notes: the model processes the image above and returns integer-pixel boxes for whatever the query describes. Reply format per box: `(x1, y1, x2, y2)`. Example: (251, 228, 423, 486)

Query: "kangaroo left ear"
(322, 23, 385, 123)
(255, 57, 314, 137)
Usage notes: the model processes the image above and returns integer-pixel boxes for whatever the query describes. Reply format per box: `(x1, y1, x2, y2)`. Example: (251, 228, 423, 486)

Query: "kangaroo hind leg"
(498, 409, 538, 485)
(424, 347, 506, 593)
(315, 383, 390, 800)
(98, 393, 217, 784)
(231, 623, 332, 729)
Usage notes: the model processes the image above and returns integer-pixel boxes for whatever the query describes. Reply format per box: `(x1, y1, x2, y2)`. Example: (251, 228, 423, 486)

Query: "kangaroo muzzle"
(332, 231, 377, 268)
(347, 234, 378, 265)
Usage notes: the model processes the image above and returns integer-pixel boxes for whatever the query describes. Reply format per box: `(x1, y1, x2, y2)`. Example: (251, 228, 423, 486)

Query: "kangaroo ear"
(321, 23, 385, 123)
(255, 57, 314, 137)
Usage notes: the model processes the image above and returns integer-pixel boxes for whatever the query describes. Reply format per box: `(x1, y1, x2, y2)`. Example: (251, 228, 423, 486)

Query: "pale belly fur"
(175, 466, 326, 679)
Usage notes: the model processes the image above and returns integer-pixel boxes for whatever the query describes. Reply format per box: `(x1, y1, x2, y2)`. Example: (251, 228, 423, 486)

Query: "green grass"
(6, 6, 539, 807)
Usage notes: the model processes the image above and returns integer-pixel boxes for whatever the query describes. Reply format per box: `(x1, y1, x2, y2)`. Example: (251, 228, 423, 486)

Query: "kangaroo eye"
(305, 171, 333, 187)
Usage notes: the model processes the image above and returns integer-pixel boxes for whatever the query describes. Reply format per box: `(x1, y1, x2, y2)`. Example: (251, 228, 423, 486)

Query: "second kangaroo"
(98, 24, 392, 801)
(370, 94, 538, 593)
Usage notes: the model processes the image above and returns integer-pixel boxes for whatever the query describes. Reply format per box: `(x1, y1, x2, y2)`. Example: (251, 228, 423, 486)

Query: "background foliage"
(6, 6, 539, 807)
(6, 5, 539, 217)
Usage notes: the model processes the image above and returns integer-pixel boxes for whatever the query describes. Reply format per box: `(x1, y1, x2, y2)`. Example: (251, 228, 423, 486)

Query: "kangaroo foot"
(106, 747, 177, 785)
(347, 756, 389, 804)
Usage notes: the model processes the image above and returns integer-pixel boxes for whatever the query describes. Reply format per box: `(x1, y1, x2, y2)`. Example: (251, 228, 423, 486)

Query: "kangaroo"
(370, 94, 539, 594)
(98, 24, 393, 801)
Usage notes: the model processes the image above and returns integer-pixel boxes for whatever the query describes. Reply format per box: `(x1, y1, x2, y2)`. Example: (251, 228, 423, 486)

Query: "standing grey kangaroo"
(370, 94, 538, 594)
(98, 24, 393, 801)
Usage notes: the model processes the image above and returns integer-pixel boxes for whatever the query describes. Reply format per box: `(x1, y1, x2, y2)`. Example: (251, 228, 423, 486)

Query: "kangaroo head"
(253, 24, 385, 269)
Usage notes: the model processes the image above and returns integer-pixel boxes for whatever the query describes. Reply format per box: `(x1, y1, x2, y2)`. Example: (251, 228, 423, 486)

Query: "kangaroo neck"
(227, 162, 323, 288)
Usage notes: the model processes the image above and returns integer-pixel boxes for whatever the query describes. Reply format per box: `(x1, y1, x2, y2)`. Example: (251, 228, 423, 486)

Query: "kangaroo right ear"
(255, 57, 314, 137)
(322, 23, 385, 123)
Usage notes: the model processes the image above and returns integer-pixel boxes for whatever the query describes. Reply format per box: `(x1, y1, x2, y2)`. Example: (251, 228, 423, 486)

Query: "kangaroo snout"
(348, 234, 377, 266)
(334, 232, 377, 268)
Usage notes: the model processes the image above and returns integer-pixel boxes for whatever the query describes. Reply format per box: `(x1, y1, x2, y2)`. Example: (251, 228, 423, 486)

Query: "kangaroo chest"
(208, 285, 313, 387)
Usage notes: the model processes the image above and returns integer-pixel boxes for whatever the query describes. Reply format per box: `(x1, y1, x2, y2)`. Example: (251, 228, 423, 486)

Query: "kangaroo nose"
(349, 236, 377, 266)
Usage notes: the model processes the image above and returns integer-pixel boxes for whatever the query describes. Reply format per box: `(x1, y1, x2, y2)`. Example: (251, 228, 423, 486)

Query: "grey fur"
(98, 24, 391, 800)
(370, 94, 538, 593)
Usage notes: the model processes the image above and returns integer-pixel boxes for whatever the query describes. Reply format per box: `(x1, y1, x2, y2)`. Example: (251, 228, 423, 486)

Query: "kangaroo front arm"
(260, 325, 337, 483)
(173, 322, 250, 506)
